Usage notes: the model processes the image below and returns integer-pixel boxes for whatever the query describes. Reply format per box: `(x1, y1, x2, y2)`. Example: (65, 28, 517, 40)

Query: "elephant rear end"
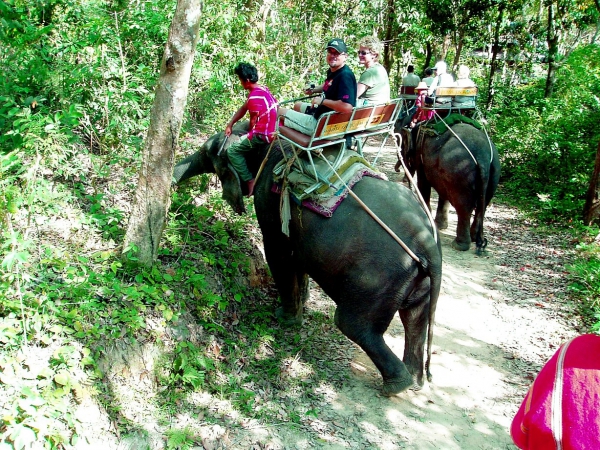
(419, 122, 500, 253)
(290, 177, 442, 394)
(469, 127, 500, 254)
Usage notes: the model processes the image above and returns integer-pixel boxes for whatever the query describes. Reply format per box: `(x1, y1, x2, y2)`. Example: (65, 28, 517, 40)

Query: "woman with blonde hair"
(356, 36, 390, 105)
(455, 64, 475, 87)
(453, 64, 476, 108)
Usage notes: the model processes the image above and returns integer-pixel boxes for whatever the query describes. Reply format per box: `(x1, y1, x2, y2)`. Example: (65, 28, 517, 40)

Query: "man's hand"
(311, 95, 324, 108)
(225, 125, 233, 137)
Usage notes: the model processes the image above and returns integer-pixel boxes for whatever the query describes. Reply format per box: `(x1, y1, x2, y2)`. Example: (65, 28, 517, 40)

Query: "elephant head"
(173, 123, 250, 214)
(395, 126, 416, 175)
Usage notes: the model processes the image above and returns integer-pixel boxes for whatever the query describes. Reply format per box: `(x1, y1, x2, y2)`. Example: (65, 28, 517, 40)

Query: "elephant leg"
(416, 172, 433, 212)
(470, 215, 477, 242)
(262, 235, 305, 326)
(334, 305, 413, 396)
(434, 198, 450, 230)
(399, 282, 431, 389)
(452, 209, 472, 251)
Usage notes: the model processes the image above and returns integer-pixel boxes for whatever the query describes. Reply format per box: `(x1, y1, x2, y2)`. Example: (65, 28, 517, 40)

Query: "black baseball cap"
(326, 39, 348, 53)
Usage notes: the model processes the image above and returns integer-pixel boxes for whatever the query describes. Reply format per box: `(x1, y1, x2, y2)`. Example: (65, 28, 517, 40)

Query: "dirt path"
(79, 142, 580, 450)
(250, 144, 579, 450)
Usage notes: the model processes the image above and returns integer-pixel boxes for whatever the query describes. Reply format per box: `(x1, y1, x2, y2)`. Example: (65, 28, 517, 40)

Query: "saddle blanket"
(272, 148, 386, 218)
(426, 113, 482, 135)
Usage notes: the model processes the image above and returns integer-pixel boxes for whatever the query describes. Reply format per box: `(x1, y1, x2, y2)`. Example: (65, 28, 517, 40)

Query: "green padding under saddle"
(428, 113, 482, 135)
(273, 148, 380, 201)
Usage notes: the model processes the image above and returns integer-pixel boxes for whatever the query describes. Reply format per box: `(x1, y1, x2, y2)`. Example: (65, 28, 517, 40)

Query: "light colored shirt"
(358, 63, 391, 105)
(402, 73, 421, 87)
(422, 76, 435, 87)
(428, 73, 454, 96)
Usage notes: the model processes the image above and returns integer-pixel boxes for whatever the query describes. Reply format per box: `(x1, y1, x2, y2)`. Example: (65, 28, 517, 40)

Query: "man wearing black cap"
(277, 38, 357, 135)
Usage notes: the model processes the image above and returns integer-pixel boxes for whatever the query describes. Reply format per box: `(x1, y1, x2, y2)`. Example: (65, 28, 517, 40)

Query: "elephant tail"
(473, 160, 489, 255)
(425, 263, 442, 383)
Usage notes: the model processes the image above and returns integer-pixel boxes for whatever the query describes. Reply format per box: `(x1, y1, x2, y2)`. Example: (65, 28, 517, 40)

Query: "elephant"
(396, 121, 500, 253)
(173, 123, 443, 396)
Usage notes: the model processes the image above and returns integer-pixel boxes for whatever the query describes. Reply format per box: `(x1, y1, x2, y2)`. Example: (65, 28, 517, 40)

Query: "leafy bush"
(489, 45, 600, 222)
(569, 242, 600, 331)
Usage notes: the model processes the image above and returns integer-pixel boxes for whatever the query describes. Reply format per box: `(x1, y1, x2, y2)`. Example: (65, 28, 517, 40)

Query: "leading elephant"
(397, 121, 501, 253)
(173, 124, 442, 396)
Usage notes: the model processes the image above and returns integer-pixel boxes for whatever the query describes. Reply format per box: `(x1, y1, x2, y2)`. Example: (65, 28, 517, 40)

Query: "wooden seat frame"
(422, 86, 479, 115)
(273, 99, 403, 192)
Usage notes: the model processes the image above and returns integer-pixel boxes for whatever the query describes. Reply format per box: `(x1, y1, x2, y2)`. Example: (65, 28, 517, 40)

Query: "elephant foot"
(435, 220, 448, 230)
(451, 239, 471, 251)
(381, 371, 415, 396)
(275, 306, 303, 327)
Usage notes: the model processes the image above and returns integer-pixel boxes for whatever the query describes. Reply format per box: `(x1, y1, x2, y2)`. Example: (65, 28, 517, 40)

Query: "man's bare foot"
(247, 178, 255, 197)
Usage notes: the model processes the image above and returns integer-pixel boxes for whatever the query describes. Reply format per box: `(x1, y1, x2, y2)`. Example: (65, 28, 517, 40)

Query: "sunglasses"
(358, 50, 371, 56)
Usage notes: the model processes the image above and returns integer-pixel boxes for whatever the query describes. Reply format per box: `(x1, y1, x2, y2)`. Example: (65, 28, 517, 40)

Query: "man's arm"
(225, 102, 249, 136)
(305, 85, 323, 95)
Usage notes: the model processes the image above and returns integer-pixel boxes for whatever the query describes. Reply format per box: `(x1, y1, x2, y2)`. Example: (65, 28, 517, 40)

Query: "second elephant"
(398, 122, 501, 253)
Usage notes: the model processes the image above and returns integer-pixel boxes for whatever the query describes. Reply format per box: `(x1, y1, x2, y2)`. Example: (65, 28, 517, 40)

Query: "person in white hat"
(428, 61, 454, 102)
(410, 81, 435, 128)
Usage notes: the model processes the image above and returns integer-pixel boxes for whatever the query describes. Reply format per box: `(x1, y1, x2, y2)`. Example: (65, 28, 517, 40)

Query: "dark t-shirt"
(314, 65, 357, 119)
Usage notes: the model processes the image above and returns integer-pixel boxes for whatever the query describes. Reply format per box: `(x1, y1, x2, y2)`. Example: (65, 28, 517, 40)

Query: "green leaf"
(10, 424, 36, 450)
(54, 372, 70, 386)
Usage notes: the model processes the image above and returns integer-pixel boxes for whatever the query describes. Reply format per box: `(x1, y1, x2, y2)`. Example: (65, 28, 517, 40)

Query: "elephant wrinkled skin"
(398, 123, 501, 253)
(173, 125, 443, 395)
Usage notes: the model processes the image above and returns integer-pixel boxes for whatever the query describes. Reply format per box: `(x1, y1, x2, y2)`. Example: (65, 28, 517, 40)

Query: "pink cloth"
(247, 85, 278, 143)
(511, 334, 600, 449)
(412, 90, 435, 123)
(413, 92, 434, 123)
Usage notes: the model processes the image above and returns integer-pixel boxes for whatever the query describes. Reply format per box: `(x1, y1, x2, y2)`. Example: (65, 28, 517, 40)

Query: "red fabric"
(511, 334, 600, 450)
(246, 85, 278, 143)
(413, 92, 434, 123)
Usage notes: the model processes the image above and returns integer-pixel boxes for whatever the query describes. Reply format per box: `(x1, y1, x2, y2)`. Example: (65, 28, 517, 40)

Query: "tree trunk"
(122, 0, 202, 267)
(452, 28, 465, 70)
(383, 0, 396, 75)
(424, 41, 433, 73)
(545, 3, 559, 98)
(486, 3, 504, 110)
(584, 142, 600, 226)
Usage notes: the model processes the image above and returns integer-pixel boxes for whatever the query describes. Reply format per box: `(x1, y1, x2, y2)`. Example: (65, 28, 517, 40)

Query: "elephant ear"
(211, 133, 246, 215)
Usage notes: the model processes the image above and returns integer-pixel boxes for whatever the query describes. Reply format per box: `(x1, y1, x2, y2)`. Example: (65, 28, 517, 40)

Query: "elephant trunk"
(172, 145, 213, 184)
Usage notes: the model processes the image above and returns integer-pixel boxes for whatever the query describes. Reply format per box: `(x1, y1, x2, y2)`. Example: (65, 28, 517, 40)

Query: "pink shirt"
(247, 86, 278, 143)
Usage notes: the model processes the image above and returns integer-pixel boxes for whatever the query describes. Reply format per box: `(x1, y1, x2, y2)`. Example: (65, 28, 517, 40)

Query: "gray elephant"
(396, 121, 500, 253)
(173, 124, 442, 395)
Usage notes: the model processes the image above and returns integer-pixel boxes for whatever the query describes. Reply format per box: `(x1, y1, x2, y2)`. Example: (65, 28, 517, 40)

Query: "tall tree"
(122, 0, 202, 267)
(486, 3, 505, 109)
(543, 0, 598, 97)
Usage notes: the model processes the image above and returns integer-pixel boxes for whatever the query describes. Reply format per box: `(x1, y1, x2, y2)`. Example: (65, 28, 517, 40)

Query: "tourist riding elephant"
(173, 123, 443, 396)
(396, 122, 500, 253)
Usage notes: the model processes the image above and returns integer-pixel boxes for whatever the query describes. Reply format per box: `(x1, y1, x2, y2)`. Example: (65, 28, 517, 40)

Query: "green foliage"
(1, 0, 599, 445)
(489, 44, 600, 222)
(168, 341, 214, 390)
(569, 241, 600, 331)
(165, 427, 197, 450)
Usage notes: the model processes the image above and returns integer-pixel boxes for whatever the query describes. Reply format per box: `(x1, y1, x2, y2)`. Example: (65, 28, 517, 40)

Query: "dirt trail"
(76, 142, 580, 450)
(257, 144, 579, 450)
